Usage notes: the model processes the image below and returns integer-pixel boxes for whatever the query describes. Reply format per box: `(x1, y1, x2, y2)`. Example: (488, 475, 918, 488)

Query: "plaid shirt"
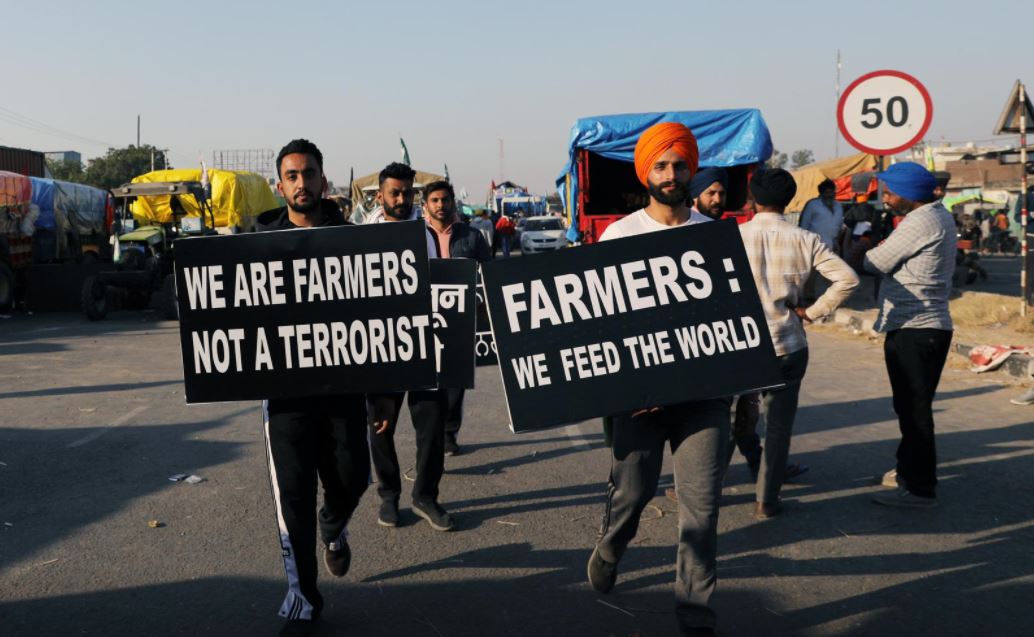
(739, 213, 860, 355)
(863, 201, 956, 332)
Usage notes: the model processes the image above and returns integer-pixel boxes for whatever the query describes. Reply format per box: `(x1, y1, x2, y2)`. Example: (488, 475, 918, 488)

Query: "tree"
(790, 149, 815, 169)
(83, 145, 168, 190)
(46, 158, 85, 183)
(766, 149, 788, 170)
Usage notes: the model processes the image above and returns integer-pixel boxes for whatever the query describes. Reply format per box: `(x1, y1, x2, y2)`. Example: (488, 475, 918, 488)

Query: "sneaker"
(280, 612, 320, 637)
(444, 435, 461, 457)
(586, 546, 618, 593)
(872, 487, 937, 508)
(412, 499, 455, 531)
(377, 499, 399, 528)
(1010, 387, 1034, 406)
(880, 468, 899, 488)
(324, 536, 351, 577)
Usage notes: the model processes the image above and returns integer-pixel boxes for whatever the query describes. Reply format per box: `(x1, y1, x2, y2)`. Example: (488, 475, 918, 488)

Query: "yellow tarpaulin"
(786, 153, 879, 213)
(130, 169, 279, 229)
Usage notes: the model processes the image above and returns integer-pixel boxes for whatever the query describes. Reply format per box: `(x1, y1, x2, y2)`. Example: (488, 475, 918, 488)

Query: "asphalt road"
(1, 312, 1033, 636)
(965, 254, 1023, 297)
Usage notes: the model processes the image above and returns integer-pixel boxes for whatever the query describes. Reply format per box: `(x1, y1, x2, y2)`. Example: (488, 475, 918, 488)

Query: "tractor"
(81, 181, 215, 320)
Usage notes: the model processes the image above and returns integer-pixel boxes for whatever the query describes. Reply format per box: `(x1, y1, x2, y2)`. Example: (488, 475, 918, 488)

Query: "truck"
(555, 110, 774, 244)
(0, 171, 33, 311)
(0, 174, 114, 312)
(0, 145, 46, 178)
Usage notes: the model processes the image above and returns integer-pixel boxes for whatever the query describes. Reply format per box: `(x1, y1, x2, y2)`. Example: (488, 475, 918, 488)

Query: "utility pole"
(835, 50, 841, 158)
(1021, 82, 1029, 317)
(137, 115, 140, 147)
(498, 138, 504, 182)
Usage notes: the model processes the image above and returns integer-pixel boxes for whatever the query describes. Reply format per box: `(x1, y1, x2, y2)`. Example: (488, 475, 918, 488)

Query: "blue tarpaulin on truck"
(556, 109, 773, 240)
(29, 177, 109, 235)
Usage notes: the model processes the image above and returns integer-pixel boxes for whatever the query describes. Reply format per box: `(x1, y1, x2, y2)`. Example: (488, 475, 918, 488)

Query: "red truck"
(556, 110, 774, 244)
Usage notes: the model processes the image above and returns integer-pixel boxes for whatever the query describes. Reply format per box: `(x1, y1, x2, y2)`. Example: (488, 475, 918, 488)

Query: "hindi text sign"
(430, 258, 477, 389)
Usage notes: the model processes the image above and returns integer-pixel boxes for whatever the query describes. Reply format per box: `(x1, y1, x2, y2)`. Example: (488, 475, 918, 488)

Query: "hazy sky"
(2, 0, 1031, 196)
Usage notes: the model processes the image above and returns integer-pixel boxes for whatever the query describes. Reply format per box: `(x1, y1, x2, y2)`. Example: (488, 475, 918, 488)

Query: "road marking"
(66, 405, 149, 448)
(564, 424, 591, 450)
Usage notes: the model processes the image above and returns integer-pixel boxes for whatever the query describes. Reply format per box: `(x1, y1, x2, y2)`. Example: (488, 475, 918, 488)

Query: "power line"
(0, 105, 120, 148)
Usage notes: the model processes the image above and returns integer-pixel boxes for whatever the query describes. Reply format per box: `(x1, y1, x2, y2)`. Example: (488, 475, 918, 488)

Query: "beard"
(701, 203, 724, 220)
(383, 203, 411, 220)
(289, 190, 318, 213)
(647, 180, 689, 207)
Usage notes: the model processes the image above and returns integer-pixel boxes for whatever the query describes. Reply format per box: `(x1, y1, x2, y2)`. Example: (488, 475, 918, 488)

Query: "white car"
(519, 216, 566, 254)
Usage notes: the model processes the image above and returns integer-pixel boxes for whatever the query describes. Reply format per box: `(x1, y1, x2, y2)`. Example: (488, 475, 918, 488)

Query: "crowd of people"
(256, 131, 968, 636)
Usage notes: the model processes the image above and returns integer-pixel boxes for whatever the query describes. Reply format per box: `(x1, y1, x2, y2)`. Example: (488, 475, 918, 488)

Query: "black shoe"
(444, 435, 460, 457)
(587, 546, 618, 593)
(412, 499, 455, 531)
(378, 499, 399, 528)
(324, 536, 351, 577)
(280, 611, 320, 637)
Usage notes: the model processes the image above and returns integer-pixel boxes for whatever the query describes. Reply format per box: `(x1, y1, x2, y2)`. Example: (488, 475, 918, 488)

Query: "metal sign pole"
(1021, 82, 1029, 317)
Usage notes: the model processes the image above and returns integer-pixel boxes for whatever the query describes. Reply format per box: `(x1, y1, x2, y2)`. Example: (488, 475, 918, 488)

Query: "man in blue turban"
(864, 162, 956, 509)
(689, 168, 729, 220)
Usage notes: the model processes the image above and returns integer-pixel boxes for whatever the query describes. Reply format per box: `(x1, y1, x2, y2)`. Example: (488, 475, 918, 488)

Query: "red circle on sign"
(837, 69, 933, 156)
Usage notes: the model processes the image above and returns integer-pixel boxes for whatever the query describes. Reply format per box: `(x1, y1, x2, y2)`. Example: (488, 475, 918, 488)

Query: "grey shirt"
(864, 201, 956, 332)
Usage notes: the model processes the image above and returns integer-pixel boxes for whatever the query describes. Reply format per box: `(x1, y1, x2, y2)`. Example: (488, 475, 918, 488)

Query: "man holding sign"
(423, 180, 491, 456)
(257, 140, 371, 637)
(365, 163, 455, 532)
(587, 122, 728, 636)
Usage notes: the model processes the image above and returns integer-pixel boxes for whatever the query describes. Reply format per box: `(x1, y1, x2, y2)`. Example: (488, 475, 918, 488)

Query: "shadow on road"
(0, 379, 182, 400)
(0, 408, 253, 571)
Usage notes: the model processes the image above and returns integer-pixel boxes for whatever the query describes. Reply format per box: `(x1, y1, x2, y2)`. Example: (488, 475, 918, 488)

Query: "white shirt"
(364, 205, 439, 257)
(599, 208, 712, 241)
(799, 198, 844, 250)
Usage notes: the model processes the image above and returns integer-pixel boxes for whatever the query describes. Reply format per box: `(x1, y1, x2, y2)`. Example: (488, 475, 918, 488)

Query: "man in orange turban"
(600, 121, 707, 238)
(591, 121, 726, 637)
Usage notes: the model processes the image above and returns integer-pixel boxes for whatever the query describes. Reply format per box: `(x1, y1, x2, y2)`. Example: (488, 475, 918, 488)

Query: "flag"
(444, 163, 450, 181)
(400, 138, 411, 166)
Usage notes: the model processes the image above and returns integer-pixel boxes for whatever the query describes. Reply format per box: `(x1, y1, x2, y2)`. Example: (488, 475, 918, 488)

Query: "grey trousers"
(756, 348, 809, 505)
(596, 398, 730, 631)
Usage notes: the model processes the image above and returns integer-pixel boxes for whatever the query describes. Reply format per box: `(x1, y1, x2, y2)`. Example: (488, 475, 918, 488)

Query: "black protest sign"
(430, 258, 477, 389)
(481, 220, 783, 433)
(474, 269, 498, 366)
(174, 221, 436, 403)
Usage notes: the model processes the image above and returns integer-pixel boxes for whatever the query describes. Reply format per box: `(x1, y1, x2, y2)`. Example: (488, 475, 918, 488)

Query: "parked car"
(519, 216, 566, 254)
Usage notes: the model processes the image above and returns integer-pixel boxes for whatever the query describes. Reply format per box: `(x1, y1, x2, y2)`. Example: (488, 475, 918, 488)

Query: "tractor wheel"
(81, 275, 108, 321)
(161, 274, 179, 320)
(0, 262, 14, 313)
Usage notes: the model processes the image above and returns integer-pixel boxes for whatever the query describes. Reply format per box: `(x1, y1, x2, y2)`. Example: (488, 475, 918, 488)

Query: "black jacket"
(446, 219, 491, 263)
(255, 199, 348, 232)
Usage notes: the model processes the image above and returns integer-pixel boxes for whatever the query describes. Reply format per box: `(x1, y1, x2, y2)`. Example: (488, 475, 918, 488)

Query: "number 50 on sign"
(837, 70, 933, 155)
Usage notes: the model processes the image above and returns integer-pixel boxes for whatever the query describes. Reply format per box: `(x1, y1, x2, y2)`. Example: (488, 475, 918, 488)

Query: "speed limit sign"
(837, 70, 933, 155)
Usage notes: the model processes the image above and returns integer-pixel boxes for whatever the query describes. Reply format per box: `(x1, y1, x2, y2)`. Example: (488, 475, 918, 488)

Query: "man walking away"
(258, 139, 370, 637)
(739, 169, 859, 519)
(865, 162, 956, 508)
(423, 180, 491, 455)
(588, 122, 724, 637)
(494, 214, 515, 257)
(366, 163, 455, 532)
